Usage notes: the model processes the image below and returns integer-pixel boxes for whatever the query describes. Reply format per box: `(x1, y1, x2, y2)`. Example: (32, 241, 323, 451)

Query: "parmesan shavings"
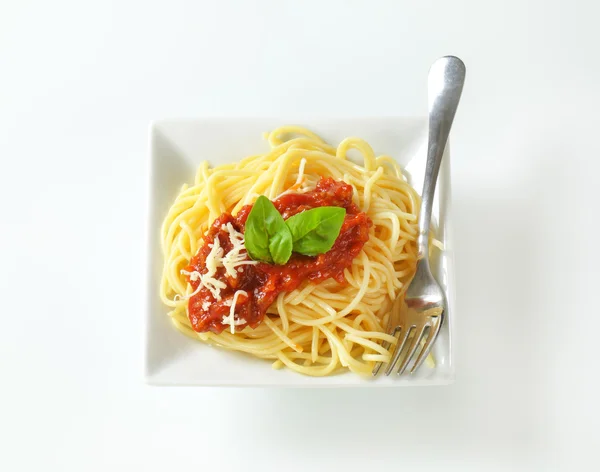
(277, 158, 312, 197)
(221, 290, 248, 334)
(179, 222, 256, 302)
(180, 236, 227, 301)
(221, 222, 258, 279)
(296, 157, 306, 185)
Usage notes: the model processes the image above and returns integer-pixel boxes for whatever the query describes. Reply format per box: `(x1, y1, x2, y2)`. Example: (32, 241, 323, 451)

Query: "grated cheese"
(221, 222, 258, 279)
(296, 158, 306, 186)
(179, 222, 256, 303)
(276, 158, 313, 198)
(221, 290, 248, 334)
(180, 236, 226, 301)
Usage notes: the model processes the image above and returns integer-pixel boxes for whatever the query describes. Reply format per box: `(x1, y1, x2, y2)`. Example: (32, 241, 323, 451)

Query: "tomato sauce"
(184, 177, 371, 333)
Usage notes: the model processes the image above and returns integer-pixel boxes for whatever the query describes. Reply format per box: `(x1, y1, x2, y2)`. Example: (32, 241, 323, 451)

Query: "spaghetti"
(160, 126, 423, 376)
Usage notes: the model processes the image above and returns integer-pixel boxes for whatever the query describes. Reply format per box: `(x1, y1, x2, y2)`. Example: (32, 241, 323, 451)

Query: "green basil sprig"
(285, 207, 346, 257)
(244, 197, 346, 265)
(244, 196, 293, 265)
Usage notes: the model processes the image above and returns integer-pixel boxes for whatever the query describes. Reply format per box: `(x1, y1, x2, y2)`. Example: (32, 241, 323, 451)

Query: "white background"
(1, 0, 598, 470)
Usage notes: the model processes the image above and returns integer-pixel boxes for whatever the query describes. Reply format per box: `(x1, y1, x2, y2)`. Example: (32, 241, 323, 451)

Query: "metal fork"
(373, 56, 466, 376)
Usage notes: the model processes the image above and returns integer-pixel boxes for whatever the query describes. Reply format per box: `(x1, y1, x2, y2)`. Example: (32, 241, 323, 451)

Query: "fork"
(373, 56, 466, 376)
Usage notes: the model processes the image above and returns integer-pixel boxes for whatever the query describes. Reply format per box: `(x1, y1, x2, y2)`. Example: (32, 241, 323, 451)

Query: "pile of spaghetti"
(160, 126, 423, 376)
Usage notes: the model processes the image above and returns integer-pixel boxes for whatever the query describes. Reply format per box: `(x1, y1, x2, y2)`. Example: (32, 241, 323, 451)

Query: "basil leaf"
(285, 207, 346, 256)
(244, 195, 293, 265)
(268, 223, 293, 265)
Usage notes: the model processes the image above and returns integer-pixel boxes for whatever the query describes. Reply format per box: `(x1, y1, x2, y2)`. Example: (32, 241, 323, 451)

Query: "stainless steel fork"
(373, 56, 466, 376)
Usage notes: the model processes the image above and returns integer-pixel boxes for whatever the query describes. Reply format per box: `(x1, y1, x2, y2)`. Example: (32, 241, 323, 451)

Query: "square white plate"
(145, 117, 454, 386)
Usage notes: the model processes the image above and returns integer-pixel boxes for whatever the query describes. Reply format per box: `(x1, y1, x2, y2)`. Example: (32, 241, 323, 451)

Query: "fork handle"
(417, 56, 466, 258)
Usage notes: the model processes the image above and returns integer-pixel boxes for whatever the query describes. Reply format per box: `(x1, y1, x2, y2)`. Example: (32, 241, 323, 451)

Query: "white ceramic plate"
(145, 117, 454, 386)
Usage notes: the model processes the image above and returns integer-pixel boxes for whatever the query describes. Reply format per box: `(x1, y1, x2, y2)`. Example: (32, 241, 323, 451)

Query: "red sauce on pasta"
(184, 178, 371, 333)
